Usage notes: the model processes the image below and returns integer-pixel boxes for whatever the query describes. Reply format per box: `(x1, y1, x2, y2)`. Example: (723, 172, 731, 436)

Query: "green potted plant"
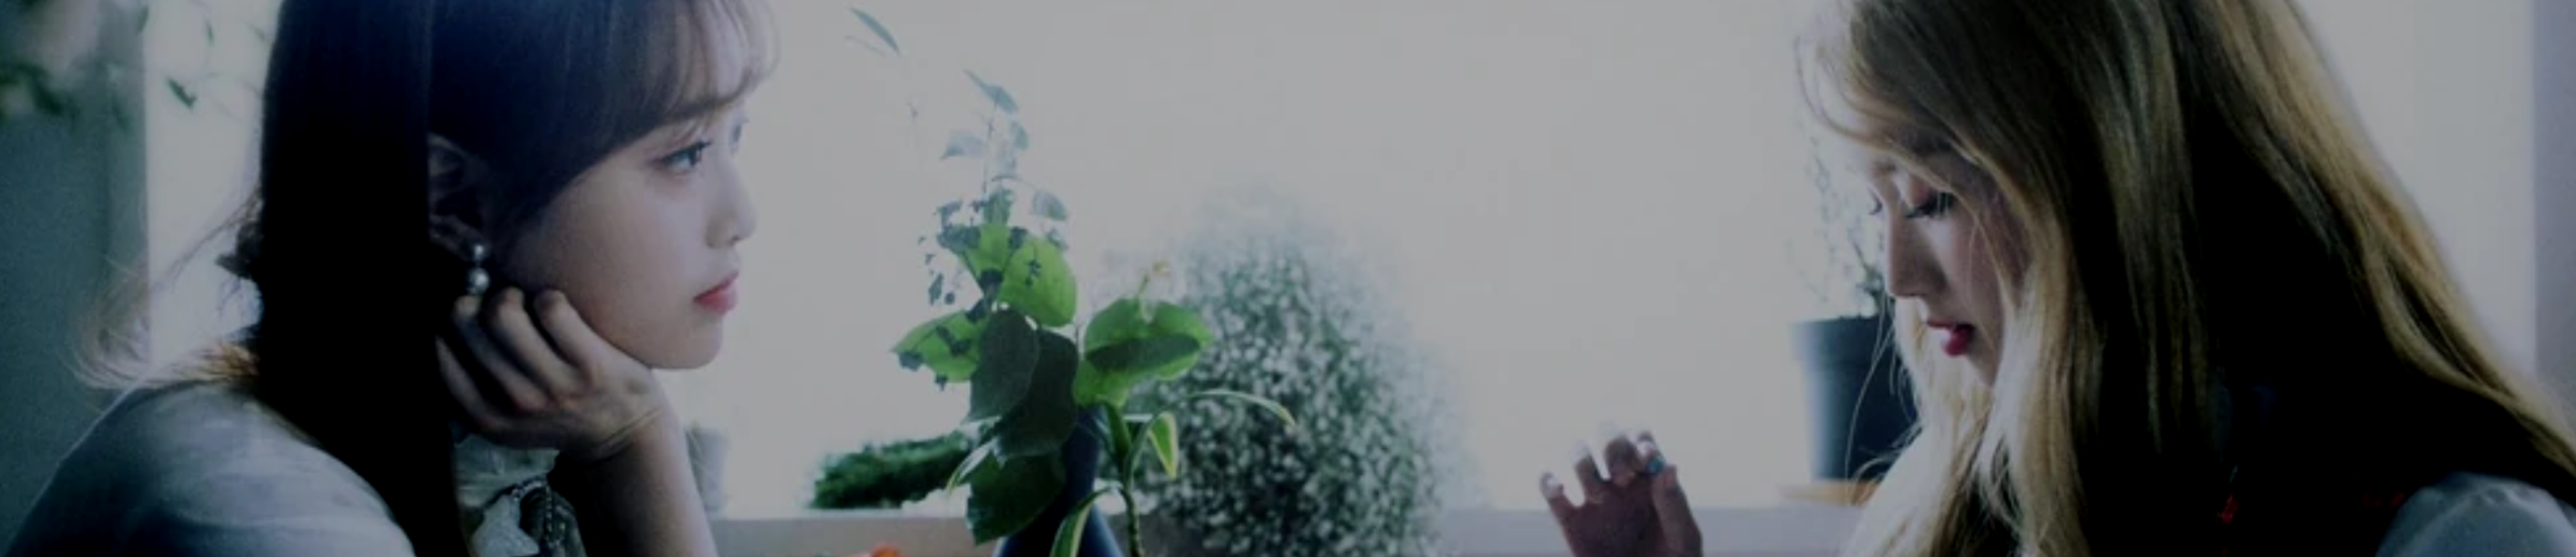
(1789, 133, 1916, 487)
(813, 11, 1295, 557)
(1129, 186, 1452, 557)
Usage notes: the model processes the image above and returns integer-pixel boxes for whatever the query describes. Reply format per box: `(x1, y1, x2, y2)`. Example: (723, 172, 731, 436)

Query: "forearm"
(552, 413, 718, 557)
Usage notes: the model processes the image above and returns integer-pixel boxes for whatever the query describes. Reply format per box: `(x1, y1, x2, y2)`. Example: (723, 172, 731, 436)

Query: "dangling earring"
(463, 241, 491, 296)
(432, 216, 492, 296)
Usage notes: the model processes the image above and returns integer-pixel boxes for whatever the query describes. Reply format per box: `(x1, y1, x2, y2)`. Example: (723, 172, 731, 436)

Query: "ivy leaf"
(965, 451, 1063, 545)
(967, 310, 1039, 421)
(988, 330, 1081, 459)
(942, 130, 987, 160)
(1001, 227, 1077, 328)
(850, 8, 902, 54)
(893, 310, 983, 383)
(1013, 121, 1031, 151)
(1146, 413, 1181, 476)
(1052, 489, 1114, 557)
(966, 70, 1019, 113)
(1073, 298, 1212, 406)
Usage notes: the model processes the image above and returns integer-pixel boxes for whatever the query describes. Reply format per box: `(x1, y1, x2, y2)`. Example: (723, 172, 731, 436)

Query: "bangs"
(631, 0, 778, 134)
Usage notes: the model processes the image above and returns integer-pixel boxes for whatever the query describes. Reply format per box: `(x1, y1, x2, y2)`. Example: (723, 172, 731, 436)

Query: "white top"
(2380, 472, 2576, 556)
(7, 381, 573, 557)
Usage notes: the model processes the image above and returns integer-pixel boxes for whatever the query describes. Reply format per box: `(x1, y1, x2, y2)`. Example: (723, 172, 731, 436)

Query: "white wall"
(2537, 0, 2576, 410)
(2304, 0, 2539, 376)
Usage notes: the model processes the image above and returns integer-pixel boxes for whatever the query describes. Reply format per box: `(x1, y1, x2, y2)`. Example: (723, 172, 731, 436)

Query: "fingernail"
(1541, 473, 1562, 492)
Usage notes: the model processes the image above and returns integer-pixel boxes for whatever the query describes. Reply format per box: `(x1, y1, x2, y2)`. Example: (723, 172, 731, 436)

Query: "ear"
(428, 134, 478, 218)
(427, 134, 490, 255)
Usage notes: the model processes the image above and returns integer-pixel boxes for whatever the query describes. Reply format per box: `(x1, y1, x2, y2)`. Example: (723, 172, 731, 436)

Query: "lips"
(1928, 321, 1976, 357)
(696, 272, 738, 313)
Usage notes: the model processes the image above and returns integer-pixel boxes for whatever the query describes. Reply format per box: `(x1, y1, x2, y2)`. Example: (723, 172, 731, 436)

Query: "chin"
(639, 333, 723, 370)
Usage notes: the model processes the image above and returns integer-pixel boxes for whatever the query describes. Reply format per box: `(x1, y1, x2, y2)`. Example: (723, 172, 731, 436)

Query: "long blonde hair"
(1799, 0, 2576, 554)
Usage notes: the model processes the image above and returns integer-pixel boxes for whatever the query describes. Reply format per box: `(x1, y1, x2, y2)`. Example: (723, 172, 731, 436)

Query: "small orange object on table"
(851, 543, 902, 557)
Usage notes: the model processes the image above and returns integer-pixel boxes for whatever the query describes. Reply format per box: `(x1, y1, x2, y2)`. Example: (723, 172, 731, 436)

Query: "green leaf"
(893, 310, 983, 383)
(938, 221, 1010, 279)
(987, 330, 1082, 459)
(850, 8, 902, 54)
(1191, 389, 1300, 432)
(1031, 189, 1068, 221)
(1000, 227, 1077, 327)
(1052, 489, 1115, 557)
(1109, 404, 1138, 476)
(946, 440, 1000, 490)
(979, 188, 1016, 229)
(165, 78, 197, 110)
(135, 4, 150, 33)
(967, 310, 1039, 421)
(965, 453, 1064, 545)
(942, 130, 987, 159)
(1146, 413, 1181, 476)
(1073, 299, 1213, 406)
(966, 70, 1019, 113)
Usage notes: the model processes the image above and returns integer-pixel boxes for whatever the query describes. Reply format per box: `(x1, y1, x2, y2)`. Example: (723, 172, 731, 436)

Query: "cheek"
(498, 175, 704, 355)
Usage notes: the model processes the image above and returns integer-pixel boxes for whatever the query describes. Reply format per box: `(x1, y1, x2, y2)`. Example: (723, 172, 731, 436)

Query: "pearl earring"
(463, 242, 491, 296)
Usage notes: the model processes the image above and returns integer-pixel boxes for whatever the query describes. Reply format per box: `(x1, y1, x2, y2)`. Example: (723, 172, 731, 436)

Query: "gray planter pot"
(1792, 316, 1917, 481)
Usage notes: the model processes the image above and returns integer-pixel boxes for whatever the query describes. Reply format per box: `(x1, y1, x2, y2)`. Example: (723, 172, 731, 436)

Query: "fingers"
(1602, 436, 1644, 488)
(530, 290, 614, 373)
(1650, 463, 1702, 554)
(451, 294, 547, 414)
(1541, 473, 1579, 523)
(1572, 444, 1612, 500)
(481, 288, 582, 396)
(438, 339, 505, 433)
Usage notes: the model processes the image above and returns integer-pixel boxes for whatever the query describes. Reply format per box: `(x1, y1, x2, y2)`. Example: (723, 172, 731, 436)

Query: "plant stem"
(1121, 484, 1144, 556)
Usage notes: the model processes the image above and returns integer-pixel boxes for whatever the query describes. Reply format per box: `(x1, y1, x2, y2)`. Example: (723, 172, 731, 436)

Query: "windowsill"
(712, 504, 1861, 557)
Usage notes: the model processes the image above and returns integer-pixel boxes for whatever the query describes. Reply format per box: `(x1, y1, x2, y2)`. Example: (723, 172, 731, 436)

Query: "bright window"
(690, 0, 1824, 517)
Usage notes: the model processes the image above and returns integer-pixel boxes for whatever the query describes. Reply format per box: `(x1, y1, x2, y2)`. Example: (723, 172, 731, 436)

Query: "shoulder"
(9, 382, 415, 557)
(2376, 472, 2576, 557)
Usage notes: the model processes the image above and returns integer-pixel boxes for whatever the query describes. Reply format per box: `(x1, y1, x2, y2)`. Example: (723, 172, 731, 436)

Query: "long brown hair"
(84, 0, 772, 553)
(1799, 0, 2576, 554)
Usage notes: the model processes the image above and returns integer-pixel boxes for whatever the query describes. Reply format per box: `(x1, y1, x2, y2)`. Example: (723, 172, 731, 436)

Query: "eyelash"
(1866, 188, 1960, 219)
(661, 141, 714, 173)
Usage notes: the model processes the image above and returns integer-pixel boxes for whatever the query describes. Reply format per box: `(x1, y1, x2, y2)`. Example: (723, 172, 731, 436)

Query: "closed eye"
(1906, 191, 1959, 219)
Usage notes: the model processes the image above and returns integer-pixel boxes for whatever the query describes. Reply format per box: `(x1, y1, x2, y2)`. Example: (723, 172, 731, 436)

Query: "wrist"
(562, 410, 683, 467)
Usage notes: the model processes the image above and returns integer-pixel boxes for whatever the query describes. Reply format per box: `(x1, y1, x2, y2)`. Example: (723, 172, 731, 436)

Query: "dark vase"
(1793, 315, 1917, 481)
(993, 410, 1127, 557)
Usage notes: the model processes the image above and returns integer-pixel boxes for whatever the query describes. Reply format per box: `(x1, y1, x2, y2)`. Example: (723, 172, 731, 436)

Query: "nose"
(714, 163, 757, 248)
(1882, 214, 1940, 300)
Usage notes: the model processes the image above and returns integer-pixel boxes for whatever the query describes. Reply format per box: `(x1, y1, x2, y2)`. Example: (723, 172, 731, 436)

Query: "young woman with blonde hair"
(1546, 0, 2576, 554)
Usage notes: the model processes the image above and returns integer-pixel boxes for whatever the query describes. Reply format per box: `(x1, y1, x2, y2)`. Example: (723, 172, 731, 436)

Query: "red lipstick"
(696, 273, 738, 313)
(1930, 322, 1975, 357)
